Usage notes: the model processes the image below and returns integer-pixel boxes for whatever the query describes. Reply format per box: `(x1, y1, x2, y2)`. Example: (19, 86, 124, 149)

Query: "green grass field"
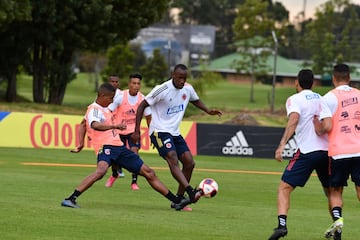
(1, 147, 359, 240)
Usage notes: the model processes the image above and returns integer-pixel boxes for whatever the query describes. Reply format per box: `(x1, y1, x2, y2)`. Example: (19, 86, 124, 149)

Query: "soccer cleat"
(105, 175, 118, 187)
(118, 171, 125, 178)
(333, 230, 342, 240)
(324, 218, 343, 239)
(131, 183, 140, 190)
(268, 227, 288, 240)
(188, 188, 202, 203)
(172, 197, 192, 211)
(61, 199, 80, 208)
(170, 202, 193, 211)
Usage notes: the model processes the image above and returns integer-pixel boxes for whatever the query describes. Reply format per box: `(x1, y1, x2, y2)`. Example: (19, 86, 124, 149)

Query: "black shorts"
(281, 150, 329, 188)
(150, 132, 190, 159)
(329, 156, 360, 187)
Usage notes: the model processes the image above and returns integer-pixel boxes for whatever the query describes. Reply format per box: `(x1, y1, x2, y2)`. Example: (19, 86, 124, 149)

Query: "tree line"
(0, 0, 168, 104)
(1, 0, 359, 105)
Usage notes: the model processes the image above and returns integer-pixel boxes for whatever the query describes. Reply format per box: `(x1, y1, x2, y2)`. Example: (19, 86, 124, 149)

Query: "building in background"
(132, 24, 216, 67)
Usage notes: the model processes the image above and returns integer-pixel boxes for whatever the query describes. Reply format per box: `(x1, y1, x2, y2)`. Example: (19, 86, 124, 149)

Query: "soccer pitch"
(0, 147, 359, 240)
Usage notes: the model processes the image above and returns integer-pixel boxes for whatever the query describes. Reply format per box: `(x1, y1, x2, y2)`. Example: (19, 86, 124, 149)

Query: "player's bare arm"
(91, 121, 126, 131)
(70, 119, 86, 153)
(313, 116, 332, 136)
(275, 112, 299, 162)
(190, 99, 222, 117)
(131, 100, 149, 144)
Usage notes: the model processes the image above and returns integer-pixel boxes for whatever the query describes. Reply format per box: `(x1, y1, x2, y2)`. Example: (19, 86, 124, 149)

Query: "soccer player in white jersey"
(268, 69, 330, 240)
(131, 64, 222, 210)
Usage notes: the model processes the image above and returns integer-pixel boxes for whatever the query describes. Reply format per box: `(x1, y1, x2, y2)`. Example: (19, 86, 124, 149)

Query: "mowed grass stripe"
(20, 161, 319, 176)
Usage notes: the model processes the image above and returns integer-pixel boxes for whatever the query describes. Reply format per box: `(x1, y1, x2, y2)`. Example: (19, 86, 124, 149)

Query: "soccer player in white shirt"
(268, 69, 330, 240)
(131, 64, 222, 210)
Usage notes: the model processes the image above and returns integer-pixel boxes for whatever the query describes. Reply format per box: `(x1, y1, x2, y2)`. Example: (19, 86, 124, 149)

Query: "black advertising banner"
(196, 123, 297, 159)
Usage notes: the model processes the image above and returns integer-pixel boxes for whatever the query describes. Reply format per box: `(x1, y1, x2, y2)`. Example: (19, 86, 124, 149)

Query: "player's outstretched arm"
(190, 99, 222, 117)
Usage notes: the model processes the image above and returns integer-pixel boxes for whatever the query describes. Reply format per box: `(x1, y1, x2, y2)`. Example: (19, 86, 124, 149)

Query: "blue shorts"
(281, 150, 329, 188)
(97, 145, 143, 174)
(150, 132, 190, 159)
(120, 133, 141, 149)
(329, 156, 360, 187)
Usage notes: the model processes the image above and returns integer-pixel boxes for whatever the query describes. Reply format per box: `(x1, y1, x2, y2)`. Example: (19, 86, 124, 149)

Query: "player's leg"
(325, 157, 347, 238)
(105, 164, 122, 187)
(62, 160, 110, 208)
(117, 146, 182, 208)
(269, 150, 317, 239)
(176, 136, 195, 197)
(356, 185, 360, 201)
(351, 156, 360, 201)
(150, 132, 200, 203)
(138, 163, 190, 211)
(129, 144, 140, 190)
(268, 180, 292, 240)
(150, 132, 190, 188)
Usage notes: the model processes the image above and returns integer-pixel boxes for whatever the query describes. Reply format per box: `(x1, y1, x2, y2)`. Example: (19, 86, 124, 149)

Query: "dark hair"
(108, 75, 119, 79)
(173, 64, 187, 72)
(98, 82, 115, 95)
(129, 73, 142, 80)
(297, 69, 313, 89)
(333, 63, 350, 81)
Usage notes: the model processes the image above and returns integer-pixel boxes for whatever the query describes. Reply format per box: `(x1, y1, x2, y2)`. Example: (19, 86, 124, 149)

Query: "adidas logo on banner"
(222, 130, 253, 156)
(282, 138, 297, 157)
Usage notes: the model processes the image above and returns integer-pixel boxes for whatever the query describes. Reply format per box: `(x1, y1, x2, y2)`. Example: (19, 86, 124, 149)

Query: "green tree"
(1, 0, 168, 104)
(102, 43, 135, 86)
(0, 0, 31, 101)
(232, 0, 275, 103)
(171, 0, 288, 58)
(32, 0, 168, 104)
(0, 0, 31, 27)
(304, 0, 360, 75)
(102, 42, 147, 87)
(129, 43, 147, 74)
(140, 49, 169, 87)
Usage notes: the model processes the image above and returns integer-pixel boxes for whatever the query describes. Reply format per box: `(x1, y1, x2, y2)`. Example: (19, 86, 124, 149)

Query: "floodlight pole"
(167, 39, 172, 75)
(271, 30, 278, 114)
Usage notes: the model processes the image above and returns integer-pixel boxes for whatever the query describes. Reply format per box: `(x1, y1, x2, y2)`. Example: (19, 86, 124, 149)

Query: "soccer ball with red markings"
(198, 178, 218, 198)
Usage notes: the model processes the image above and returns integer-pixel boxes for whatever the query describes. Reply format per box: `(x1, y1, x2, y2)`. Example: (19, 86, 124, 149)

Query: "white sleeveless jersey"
(145, 79, 199, 136)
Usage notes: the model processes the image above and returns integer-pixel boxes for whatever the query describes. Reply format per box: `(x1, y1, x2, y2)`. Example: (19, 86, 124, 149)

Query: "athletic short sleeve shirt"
(286, 89, 328, 153)
(86, 102, 109, 128)
(108, 89, 123, 112)
(145, 79, 199, 136)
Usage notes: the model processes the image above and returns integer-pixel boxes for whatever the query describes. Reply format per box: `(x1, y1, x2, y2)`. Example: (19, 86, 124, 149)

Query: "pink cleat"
(182, 206, 193, 211)
(105, 175, 117, 187)
(131, 183, 140, 190)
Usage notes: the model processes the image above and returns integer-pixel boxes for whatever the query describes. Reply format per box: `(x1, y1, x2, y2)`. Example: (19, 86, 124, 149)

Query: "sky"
(277, 0, 360, 21)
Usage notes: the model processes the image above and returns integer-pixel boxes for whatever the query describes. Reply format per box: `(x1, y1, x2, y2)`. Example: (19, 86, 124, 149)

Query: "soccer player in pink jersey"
(70, 75, 123, 154)
(105, 73, 151, 190)
(314, 63, 360, 240)
(61, 83, 185, 210)
(131, 64, 222, 210)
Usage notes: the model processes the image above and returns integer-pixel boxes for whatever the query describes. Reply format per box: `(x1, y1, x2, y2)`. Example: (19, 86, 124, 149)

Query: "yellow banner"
(0, 112, 196, 154)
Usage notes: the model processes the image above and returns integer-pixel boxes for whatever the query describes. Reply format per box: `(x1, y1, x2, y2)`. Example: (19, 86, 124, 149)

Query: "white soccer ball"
(198, 178, 218, 198)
